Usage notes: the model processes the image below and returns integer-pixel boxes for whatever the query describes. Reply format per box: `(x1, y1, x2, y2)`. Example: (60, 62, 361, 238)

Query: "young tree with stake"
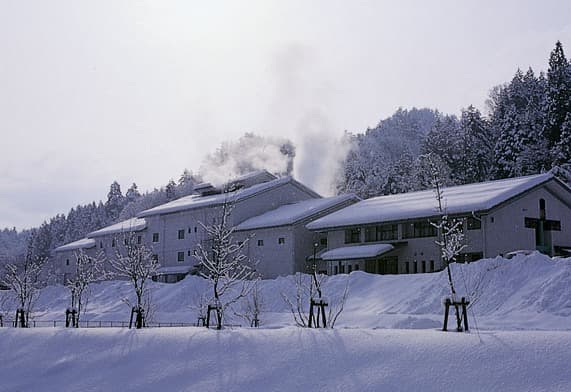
(421, 154, 467, 331)
(109, 232, 159, 328)
(1, 235, 46, 327)
(193, 196, 256, 330)
(64, 249, 105, 327)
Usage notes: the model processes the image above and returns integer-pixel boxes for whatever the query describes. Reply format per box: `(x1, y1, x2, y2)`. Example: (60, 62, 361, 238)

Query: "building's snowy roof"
(235, 195, 359, 231)
(308, 172, 556, 230)
(138, 177, 320, 217)
(228, 170, 276, 186)
(87, 218, 147, 238)
(54, 238, 96, 253)
(155, 265, 194, 275)
(320, 244, 394, 261)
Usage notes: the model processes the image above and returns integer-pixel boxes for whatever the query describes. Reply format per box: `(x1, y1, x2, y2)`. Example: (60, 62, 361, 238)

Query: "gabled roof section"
(54, 238, 96, 253)
(307, 172, 558, 230)
(138, 177, 321, 217)
(87, 217, 147, 238)
(235, 194, 359, 231)
(227, 170, 277, 190)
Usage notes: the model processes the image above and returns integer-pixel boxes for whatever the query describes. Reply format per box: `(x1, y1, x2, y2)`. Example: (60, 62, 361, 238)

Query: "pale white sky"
(1, 0, 570, 229)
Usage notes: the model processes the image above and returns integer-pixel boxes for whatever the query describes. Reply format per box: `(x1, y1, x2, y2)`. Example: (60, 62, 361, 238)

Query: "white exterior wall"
(235, 227, 295, 278)
(145, 181, 316, 269)
(483, 182, 571, 257)
(320, 180, 571, 275)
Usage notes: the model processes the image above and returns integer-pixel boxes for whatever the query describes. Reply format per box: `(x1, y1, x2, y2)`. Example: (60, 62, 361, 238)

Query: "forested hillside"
(338, 41, 571, 198)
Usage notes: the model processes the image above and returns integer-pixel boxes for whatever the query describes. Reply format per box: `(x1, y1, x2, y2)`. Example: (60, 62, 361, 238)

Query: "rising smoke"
(199, 43, 354, 195)
(199, 133, 295, 186)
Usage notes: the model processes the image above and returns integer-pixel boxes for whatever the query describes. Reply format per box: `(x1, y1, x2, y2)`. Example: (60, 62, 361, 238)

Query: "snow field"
(1, 327, 570, 392)
(1, 253, 570, 391)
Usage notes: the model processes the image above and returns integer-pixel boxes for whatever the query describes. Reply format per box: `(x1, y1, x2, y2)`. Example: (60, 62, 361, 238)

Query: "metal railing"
(0, 319, 198, 328)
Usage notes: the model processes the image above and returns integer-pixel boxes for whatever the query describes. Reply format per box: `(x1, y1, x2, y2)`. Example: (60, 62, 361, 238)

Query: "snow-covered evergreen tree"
(458, 105, 493, 183)
(105, 181, 126, 223)
(125, 183, 141, 204)
(544, 41, 571, 148)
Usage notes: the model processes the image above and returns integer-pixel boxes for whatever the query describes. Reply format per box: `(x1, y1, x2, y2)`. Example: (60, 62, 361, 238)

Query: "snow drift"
(2, 253, 569, 331)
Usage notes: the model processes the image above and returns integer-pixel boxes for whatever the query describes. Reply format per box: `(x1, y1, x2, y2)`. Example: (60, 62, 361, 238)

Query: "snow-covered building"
(307, 172, 571, 275)
(233, 194, 360, 278)
(135, 171, 322, 281)
(54, 217, 147, 283)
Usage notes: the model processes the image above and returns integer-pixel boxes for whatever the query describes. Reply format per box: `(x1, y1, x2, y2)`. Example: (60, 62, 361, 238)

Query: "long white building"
(306, 171, 571, 275)
(55, 169, 571, 283)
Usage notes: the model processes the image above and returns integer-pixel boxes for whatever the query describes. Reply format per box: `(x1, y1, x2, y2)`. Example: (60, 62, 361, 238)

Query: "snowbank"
(1, 253, 570, 330)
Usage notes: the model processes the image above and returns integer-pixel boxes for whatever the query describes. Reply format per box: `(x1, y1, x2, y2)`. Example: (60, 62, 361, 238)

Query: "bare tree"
(423, 153, 467, 331)
(109, 232, 159, 328)
(236, 278, 263, 327)
(1, 242, 46, 327)
(64, 249, 105, 327)
(282, 272, 349, 329)
(193, 197, 256, 329)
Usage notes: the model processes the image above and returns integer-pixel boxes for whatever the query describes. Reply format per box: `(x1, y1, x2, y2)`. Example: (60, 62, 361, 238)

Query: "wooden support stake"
(443, 298, 451, 331)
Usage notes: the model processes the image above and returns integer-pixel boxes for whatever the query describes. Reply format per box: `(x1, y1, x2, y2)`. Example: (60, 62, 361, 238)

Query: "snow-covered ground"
(1, 327, 570, 392)
(1, 253, 570, 391)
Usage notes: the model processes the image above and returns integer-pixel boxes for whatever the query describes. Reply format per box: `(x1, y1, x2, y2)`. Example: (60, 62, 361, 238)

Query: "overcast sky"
(1, 0, 571, 230)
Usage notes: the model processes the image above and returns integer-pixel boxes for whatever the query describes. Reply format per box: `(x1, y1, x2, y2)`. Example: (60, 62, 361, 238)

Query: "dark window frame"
(467, 217, 481, 230)
(344, 228, 361, 244)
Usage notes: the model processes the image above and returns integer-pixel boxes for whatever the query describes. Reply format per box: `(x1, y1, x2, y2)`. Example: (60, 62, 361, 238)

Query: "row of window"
(99, 235, 143, 249)
(345, 217, 482, 244)
(404, 260, 436, 274)
(257, 237, 286, 246)
(150, 227, 201, 243)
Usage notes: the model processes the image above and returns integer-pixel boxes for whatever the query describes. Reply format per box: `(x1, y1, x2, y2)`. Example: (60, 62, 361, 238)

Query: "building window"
(402, 221, 437, 239)
(152, 254, 159, 262)
(365, 224, 398, 242)
(348, 265, 353, 273)
(430, 260, 435, 272)
(354, 264, 359, 271)
(421, 261, 426, 273)
(194, 227, 198, 233)
(320, 238, 328, 246)
(344, 228, 361, 244)
(188, 227, 192, 234)
(112, 239, 116, 247)
(66, 259, 70, 266)
(278, 237, 285, 245)
(177, 252, 184, 262)
(124, 238, 128, 245)
(137, 235, 142, 244)
(258, 239, 264, 246)
(152, 233, 160, 243)
(405, 262, 410, 274)
(467, 217, 481, 230)
(334, 265, 338, 275)
(100, 241, 103, 248)
(413, 261, 418, 273)
(188, 250, 192, 256)
(178, 229, 185, 240)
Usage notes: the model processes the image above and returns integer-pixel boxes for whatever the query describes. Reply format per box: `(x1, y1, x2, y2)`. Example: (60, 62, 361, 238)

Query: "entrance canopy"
(320, 244, 394, 261)
(155, 266, 194, 276)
